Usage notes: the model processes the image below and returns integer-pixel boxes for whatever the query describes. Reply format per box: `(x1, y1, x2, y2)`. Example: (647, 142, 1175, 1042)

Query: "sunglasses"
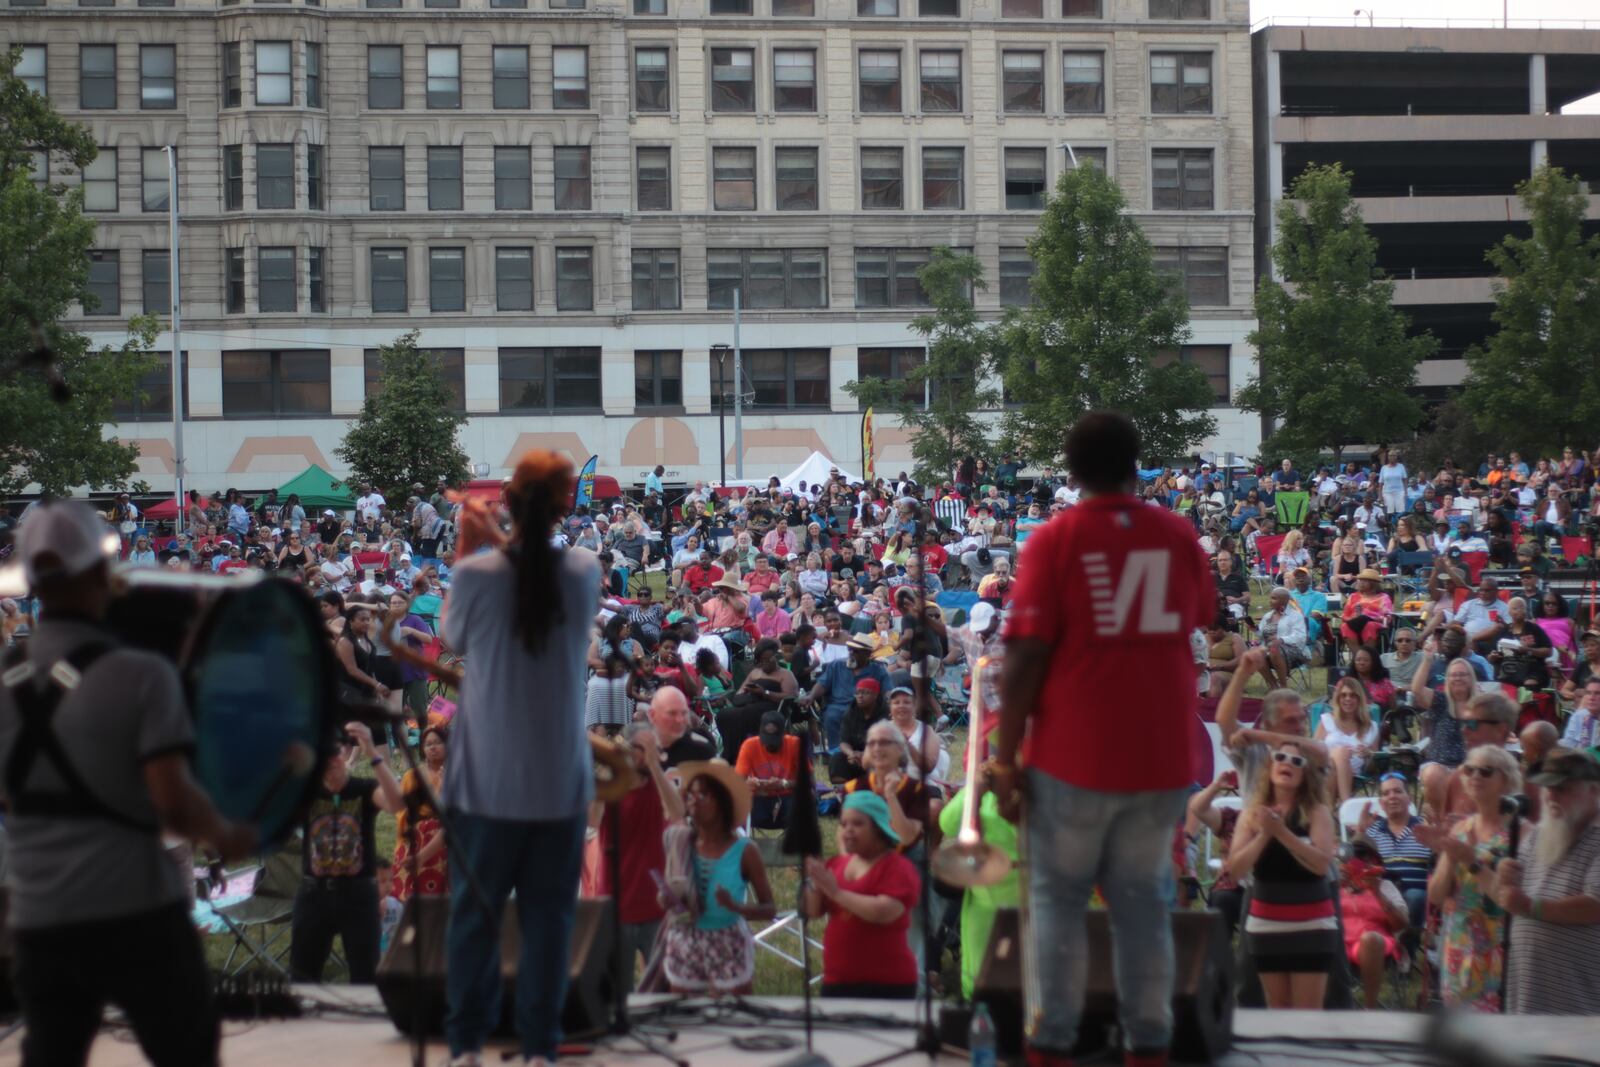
(1460, 719, 1495, 732)
(1379, 771, 1408, 785)
(1461, 764, 1499, 779)
(1272, 751, 1308, 768)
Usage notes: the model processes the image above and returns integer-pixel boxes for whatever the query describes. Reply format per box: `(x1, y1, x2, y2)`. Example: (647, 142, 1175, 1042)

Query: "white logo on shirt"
(1084, 549, 1180, 636)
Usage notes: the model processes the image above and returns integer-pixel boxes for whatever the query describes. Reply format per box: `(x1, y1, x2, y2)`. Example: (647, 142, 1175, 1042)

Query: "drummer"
(0, 501, 258, 1066)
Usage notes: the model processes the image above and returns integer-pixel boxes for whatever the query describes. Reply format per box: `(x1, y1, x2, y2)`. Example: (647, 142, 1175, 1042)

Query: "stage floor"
(1, 989, 1596, 1066)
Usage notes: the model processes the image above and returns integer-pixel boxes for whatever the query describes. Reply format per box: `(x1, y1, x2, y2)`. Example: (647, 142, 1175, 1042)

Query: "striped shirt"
(1366, 817, 1433, 896)
(1506, 822, 1600, 1015)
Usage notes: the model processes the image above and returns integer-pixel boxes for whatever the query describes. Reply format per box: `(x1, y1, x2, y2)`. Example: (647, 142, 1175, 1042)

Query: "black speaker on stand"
(374, 895, 615, 1040)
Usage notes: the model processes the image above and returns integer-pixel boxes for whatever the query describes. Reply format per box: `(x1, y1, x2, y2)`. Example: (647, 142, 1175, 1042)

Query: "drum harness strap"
(1, 643, 159, 834)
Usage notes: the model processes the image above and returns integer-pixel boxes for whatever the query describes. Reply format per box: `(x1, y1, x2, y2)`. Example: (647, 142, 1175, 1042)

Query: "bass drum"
(105, 575, 338, 847)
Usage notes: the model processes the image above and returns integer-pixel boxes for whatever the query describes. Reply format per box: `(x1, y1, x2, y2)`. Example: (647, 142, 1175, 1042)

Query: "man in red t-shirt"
(991, 412, 1215, 1067)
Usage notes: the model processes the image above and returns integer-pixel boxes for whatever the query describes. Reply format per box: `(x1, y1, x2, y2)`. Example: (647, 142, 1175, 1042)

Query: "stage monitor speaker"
(375, 895, 615, 1041)
(972, 908, 1233, 1065)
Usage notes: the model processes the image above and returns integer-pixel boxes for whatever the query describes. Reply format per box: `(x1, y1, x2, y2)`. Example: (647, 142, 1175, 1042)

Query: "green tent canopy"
(275, 464, 355, 511)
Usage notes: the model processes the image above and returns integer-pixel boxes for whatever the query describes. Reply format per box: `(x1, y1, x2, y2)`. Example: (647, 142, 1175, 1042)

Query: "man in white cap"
(0, 501, 256, 1064)
(944, 600, 1005, 715)
(355, 483, 386, 524)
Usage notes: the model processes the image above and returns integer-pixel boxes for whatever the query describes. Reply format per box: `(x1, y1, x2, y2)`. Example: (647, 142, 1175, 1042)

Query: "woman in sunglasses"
(1418, 745, 1524, 1012)
(1227, 741, 1337, 1009)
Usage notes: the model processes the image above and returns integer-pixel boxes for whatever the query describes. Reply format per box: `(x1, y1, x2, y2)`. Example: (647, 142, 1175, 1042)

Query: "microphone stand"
(1497, 793, 1526, 1015)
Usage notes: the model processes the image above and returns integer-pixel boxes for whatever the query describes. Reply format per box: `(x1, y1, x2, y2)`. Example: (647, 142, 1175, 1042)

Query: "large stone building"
(7, 0, 1257, 492)
(1253, 24, 1600, 400)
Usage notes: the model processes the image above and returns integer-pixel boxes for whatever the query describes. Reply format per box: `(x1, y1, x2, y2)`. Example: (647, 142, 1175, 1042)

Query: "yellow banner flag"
(861, 408, 876, 482)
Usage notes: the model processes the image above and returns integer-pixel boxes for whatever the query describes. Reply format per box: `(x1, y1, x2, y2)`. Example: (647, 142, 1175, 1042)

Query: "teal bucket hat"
(843, 791, 901, 845)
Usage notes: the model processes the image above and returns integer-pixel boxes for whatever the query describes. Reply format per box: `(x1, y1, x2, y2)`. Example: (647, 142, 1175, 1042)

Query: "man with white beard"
(1492, 749, 1600, 1014)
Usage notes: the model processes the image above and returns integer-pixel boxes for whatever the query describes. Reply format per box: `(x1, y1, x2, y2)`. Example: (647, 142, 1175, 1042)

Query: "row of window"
(9, 0, 1210, 17)
(113, 337, 1229, 423)
(223, 42, 322, 108)
(638, 46, 1213, 117)
(81, 240, 1229, 318)
(16, 43, 177, 109)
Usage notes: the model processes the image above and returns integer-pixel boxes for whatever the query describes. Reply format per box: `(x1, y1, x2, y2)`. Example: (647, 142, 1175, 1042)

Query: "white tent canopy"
(778, 451, 859, 492)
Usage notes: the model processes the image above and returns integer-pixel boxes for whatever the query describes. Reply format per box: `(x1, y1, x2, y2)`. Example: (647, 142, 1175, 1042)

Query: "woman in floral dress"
(1421, 745, 1524, 1011)
(392, 726, 448, 899)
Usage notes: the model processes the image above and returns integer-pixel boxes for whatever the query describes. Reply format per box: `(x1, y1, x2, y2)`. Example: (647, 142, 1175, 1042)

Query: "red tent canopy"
(143, 497, 179, 520)
(460, 473, 624, 510)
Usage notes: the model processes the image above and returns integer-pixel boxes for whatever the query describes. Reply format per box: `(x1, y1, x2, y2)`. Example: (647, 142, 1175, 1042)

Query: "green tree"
(844, 248, 999, 484)
(336, 330, 470, 496)
(0, 46, 159, 496)
(1405, 398, 1499, 479)
(1239, 163, 1433, 465)
(994, 164, 1215, 465)
(1460, 163, 1600, 455)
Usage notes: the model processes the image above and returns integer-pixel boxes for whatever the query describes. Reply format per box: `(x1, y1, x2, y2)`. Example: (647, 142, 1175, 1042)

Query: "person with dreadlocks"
(440, 451, 600, 1067)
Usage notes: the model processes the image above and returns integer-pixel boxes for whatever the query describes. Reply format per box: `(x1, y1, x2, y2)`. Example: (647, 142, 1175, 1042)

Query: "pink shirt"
(756, 607, 791, 639)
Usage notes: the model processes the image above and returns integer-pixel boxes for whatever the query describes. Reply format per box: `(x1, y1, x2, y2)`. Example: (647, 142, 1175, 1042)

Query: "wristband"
(370, 755, 384, 768)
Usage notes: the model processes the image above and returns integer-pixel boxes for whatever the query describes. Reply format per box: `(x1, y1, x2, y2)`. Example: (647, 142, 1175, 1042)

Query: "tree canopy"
(335, 331, 471, 496)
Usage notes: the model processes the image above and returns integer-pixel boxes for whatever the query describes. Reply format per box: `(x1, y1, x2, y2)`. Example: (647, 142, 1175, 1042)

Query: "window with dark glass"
(635, 351, 682, 409)
(369, 147, 406, 211)
(772, 0, 812, 13)
(491, 0, 526, 6)
(709, 0, 751, 12)
(257, 144, 294, 209)
(225, 248, 244, 312)
(371, 248, 407, 312)
(309, 247, 326, 312)
(496, 248, 534, 311)
(773, 50, 815, 111)
(369, 46, 403, 109)
(919, 51, 960, 112)
(1153, 246, 1227, 306)
(1064, 145, 1107, 171)
(141, 148, 170, 212)
(712, 147, 755, 211)
(140, 45, 175, 109)
(142, 250, 170, 315)
(258, 247, 297, 312)
(222, 43, 241, 108)
(494, 47, 529, 109)
(1063, 51, 1104, 112)
(635, 0, 665, 12)
(307, 144, 325, 209)
(425, 0, 460, 9)
(553, 48, 588, 109)
(636, 147, 671, 210)
(550, 0, 584, 9)
(364, 348, 465, 409)
(80, 45, 116, 109)
(1002, 0, 1041, 16)
(368, 0, 402, 8)
(1152, 148, 1212, 210)
(113, 351, 178, 421)
(1063, 0, 1099, 12)
(859, 0, 896, 14)
(429, 248, 465, 312)
(306, 43, 322, 108)
(746, 349, 829, 409)
(857, 348, 924, 407)
(1151, 52, 1211, 114)
(221, 350, 331, 416)
(83, 149, 117, 211)
(1000, 248, 1035, 306)
(1004, 147, 1046, 209)
(858, 51, 900, 112)
(1002, 52, 1043, 112)
(860, 148, 902, 209)
(495, 147, 531, 209)
(17, 46, 46, 96)
(427, 147, 462, 210)
(256, 42, 291, 105)
(635, 49, 669, 111)
(426, 47, 460, 109)
(1154, 344, 1228, 402)
(554, 147, 591, 210)
(707, 249, 825, 309)
(775, 147, 818, 210)
(632, 249, 680, 310)
(712, 49, 754, 112)
(556, 248, 593, 311)
(219, 146, 244, 211)
(922, 147, 962, 209)
(1150, 0, 1206, 17)
(854, 247, 932, 307)
(919, 0, 958, 13)
(499, 348, 602, 410)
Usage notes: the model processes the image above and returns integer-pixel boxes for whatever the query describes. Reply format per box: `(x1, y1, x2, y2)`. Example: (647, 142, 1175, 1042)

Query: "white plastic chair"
(1201, 795, 1244, 879)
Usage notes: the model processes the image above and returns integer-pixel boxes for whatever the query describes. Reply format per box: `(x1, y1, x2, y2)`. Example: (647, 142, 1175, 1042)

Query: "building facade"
(7, 0, 1257, 493)
(1253, 25, 1600, 399)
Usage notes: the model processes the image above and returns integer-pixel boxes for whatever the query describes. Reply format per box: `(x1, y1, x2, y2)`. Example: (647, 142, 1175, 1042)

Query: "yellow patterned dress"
(1439, 819, 1510, 1012)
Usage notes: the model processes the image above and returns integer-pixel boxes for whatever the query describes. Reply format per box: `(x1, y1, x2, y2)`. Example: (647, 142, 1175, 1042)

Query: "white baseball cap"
(968, 602, 997, 632)
(16, 501, 118, 585)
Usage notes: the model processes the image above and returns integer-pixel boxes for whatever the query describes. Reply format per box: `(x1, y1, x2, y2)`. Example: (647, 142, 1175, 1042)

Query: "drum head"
(186, 579, 336, 846)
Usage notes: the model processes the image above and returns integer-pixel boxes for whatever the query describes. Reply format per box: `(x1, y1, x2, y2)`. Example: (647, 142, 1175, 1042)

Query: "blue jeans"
(446, 810, 587, 1061)
(822, 702, 850, 751)
(1403, 887, 1428, 930)
(1023, 771, 1187, 1056)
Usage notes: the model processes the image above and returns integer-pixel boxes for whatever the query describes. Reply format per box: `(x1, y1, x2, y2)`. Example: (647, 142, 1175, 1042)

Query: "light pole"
(732, 289, 743, 480)
(711, 344, 730, 487)
(163, 145, 185, 520)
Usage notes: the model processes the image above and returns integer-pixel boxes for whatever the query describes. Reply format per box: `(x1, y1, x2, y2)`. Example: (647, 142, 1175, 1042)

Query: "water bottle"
(969, 1001, 997, 1067)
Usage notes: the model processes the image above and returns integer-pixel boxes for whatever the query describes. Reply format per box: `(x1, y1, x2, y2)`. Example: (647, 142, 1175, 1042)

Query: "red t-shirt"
(684, 564, 724, 594)
(921, 543, 949, 574)
(745, 569, 781, 596)
(1003, 494, 1214, 792)
(821, 851, 920, 988)
(596, 780, 667, 925)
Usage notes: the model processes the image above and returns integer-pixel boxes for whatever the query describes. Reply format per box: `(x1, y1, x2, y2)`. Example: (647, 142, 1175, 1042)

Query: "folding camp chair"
(208, 845, 306, 978)
(1275, 492, 1310, 528)
(748, 830, 822, 985)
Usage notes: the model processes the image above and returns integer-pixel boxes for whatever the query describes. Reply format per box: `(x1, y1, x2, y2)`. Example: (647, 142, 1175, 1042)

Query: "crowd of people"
(4, 437, 1600, 1067)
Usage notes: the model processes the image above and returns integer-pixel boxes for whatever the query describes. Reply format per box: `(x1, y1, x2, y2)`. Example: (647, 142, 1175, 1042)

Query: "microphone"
(1499, 794, 1529, 819)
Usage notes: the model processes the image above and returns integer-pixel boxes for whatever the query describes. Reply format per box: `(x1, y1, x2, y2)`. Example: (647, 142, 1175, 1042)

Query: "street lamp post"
(711, 344, 730, 487)
(163, 145, 185, 520)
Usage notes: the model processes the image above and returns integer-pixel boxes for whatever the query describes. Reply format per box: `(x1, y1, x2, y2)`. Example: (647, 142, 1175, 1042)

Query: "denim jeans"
(822, 702, 850, 751)
(446, 810, 587, 1061)
(1023, 771, 1187, 1056)
(1403, 887, 1428, 930)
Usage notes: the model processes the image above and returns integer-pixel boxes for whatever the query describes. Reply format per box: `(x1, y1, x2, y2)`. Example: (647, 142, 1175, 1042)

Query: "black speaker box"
(375, 895, 615, 1040)
(971, 908, 1233, 1065)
